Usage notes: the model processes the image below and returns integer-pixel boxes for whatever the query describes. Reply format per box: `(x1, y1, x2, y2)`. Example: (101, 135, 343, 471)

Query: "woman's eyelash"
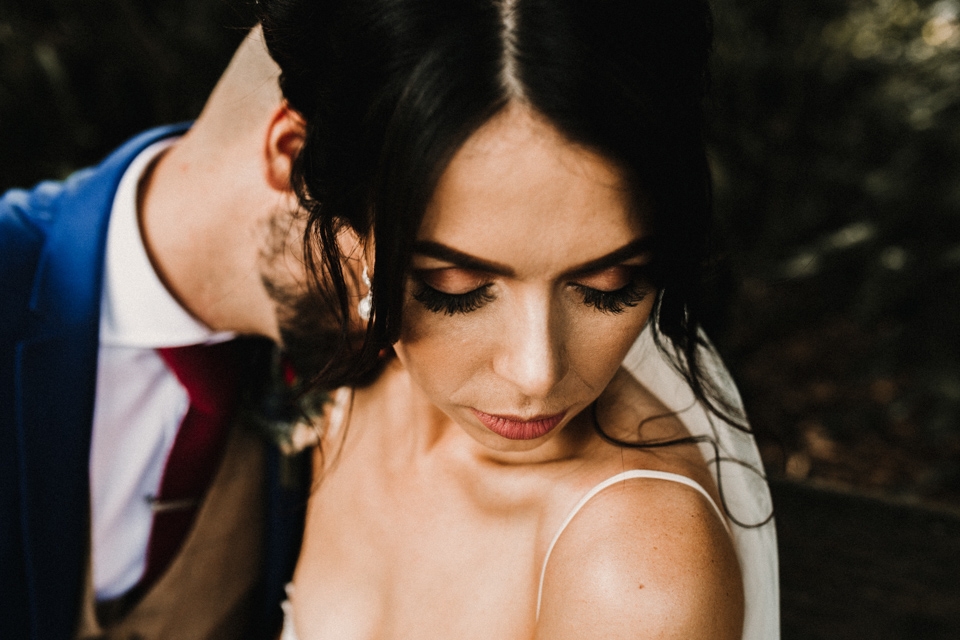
(573, 279, 649, 314)
(410, 271, 650, 316)
(412, 278, 495, 315)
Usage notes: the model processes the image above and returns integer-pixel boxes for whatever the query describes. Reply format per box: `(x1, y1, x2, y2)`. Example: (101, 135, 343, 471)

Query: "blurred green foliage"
(1, 0, 957, 504)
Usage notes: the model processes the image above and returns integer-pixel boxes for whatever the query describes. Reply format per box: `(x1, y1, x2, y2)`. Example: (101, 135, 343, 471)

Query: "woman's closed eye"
(411, 265, 652, 316)
(570, 265, 652, 314)
(411, 269, 494, 315)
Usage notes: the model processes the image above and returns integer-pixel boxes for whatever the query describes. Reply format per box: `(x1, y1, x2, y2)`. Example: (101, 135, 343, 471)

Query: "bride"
(257, 0, 779, 637)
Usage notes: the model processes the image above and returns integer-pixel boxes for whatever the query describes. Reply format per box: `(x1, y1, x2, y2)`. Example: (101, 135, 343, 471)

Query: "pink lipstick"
(471, 409, 566, 440)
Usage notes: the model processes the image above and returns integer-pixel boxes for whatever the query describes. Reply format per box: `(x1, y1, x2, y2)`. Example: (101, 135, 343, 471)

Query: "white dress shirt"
(90, 138, 235, 599)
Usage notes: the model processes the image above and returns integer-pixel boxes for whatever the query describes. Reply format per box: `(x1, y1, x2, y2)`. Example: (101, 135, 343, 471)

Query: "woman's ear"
(264, 102, 306, 192)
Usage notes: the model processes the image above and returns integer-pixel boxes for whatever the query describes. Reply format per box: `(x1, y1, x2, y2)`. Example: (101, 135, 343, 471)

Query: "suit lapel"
(14, 123, 191, 639)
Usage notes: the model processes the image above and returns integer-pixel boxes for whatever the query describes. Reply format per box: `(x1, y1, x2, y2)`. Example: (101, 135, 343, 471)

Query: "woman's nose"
(492, 294, 568, 399)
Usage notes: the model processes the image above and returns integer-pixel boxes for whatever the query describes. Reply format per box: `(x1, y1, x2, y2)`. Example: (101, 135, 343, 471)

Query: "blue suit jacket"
(0, 125, 307, 639)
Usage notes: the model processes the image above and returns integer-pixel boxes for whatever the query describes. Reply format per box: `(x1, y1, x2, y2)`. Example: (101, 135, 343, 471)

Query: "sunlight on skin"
(290, 103, 742, 640)
(394, 103, 657, 459)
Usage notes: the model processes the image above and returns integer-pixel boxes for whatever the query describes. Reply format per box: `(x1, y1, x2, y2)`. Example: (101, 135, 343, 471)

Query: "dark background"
(709, 0, 960, 510)
(4, 0, 960, 636)
(2, 0, 959, 508)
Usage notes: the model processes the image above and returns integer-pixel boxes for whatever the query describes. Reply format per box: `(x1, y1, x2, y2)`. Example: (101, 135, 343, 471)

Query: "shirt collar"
(99, 137, 236, 348)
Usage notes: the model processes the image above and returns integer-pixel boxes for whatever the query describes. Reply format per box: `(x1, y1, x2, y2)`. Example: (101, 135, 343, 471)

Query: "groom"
(0, 27, 331, 639)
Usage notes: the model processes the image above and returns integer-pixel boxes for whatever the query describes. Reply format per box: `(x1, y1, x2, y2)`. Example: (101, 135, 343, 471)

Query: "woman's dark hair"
(257, 0, 744, 430)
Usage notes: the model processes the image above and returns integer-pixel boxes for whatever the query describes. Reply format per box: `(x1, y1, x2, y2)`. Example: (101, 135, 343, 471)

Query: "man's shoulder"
(0, 123, 192, 340)
(0, 180, 68, 339)
(0, 165, 102, 324)
(0, 122, 191, 237)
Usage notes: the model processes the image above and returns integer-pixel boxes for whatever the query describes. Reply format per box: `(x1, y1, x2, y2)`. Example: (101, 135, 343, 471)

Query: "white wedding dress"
(281, 326, 780, 639)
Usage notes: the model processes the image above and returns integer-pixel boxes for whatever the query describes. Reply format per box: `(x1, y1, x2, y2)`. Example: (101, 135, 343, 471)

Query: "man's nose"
(492, 294, 568, 399)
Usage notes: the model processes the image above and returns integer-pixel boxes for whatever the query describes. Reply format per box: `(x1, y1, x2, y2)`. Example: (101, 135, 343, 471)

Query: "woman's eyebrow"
(412, 241, 515, 275)
(562, 237, 654, 277)
(412, 237, 653, 278)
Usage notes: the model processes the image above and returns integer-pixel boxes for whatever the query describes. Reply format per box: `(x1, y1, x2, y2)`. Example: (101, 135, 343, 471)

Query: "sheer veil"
(622, 325, 780, 640)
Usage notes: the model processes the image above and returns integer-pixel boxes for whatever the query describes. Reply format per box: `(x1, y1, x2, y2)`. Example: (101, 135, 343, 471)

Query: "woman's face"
(393, 104, 657, 453)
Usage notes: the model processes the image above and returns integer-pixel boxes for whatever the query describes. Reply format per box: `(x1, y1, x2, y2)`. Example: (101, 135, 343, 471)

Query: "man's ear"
(264, 102, 306, 192)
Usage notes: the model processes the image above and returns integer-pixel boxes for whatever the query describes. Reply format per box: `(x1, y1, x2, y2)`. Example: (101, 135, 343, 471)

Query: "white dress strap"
(536, 469, 729, 620)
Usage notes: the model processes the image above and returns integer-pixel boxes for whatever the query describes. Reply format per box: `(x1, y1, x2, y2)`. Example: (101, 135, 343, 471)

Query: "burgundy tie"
(137, 339, 252, 592)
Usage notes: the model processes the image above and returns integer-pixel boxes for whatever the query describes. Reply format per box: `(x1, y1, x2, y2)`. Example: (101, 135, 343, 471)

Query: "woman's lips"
(471, 409, 566, 441)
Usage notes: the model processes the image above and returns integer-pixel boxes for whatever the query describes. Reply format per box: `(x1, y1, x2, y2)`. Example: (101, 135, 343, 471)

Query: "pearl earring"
(358, 266, 372, 321)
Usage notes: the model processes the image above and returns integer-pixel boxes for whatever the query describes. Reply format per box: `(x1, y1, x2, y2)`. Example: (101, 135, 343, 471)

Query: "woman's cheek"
(396, 302, 491, 391)
(572, 300, 654, 377)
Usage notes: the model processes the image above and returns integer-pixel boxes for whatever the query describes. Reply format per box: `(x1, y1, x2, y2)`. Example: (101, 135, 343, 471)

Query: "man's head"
(139, 26, 345, 380)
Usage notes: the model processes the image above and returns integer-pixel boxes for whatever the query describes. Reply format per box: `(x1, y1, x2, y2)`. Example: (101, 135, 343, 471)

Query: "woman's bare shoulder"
(535, 466, 744, 640)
